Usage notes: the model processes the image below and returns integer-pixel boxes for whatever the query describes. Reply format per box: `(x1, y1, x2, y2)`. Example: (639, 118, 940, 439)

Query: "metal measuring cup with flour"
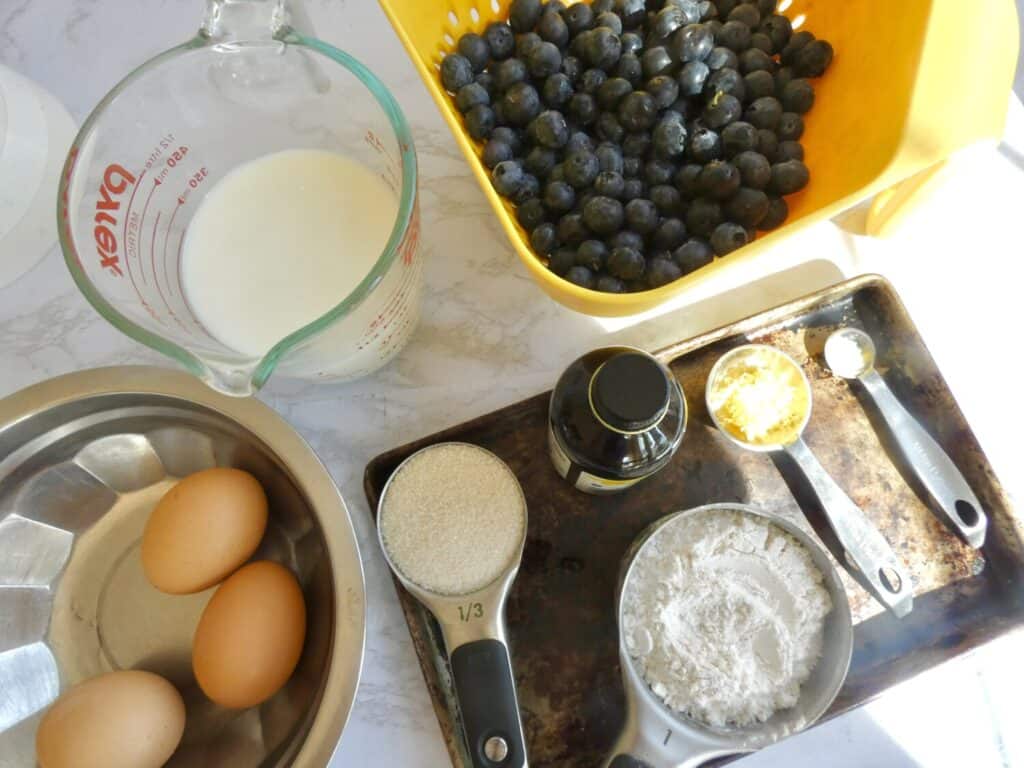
(378, 443, 529, 768)
(606, 504, 853, 768)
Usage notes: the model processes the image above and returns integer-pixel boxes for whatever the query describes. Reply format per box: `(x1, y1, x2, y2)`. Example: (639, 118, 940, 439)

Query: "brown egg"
(36, 670, 185, 768)
(142, 467, 268, 594)
(192, 560, 306, 709)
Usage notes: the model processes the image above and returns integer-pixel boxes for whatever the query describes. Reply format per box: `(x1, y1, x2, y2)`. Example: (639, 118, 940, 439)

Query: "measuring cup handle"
(451, 639, 527, 768)
(608, 756, 655, 768)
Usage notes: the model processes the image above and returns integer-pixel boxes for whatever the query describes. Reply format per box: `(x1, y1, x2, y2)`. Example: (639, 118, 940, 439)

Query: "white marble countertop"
(3, 1, 1024, 766)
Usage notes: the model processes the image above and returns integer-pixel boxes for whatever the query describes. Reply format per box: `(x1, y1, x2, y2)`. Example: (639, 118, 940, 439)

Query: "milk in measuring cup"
(181, 149, 397, 356)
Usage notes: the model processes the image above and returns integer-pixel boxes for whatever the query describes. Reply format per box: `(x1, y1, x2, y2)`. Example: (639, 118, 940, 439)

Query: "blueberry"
(620, 31, 644, 54)
(568, 131, 596, 154)
(492, 159, 526, 197)
(568, 92, 598, 124)
(582, 195, 625, 235)
(641, 46, 674, 78)
(759, 196, 788, 229)
(686, 123, 722, 163)
(597, 76, 633, 109)
(582, 26, 623, 69)
(565, 265, 596, 288)
(716, 20, 751, 51)
(710, 221, 749, 255)
(675, 163, 703, 196)
(502, 82, 542, 125)
(653, 118, 688, 158)
(512, 173, 540, 204)
(531, 221, 559, 254)
(538, 11, 570, 48)
(756, 0, 778, 14)
(474, 71, 497, 97)
(727, 3, 760, 27)
(441, 54, 474, 92)
(494, 58, 528, 91)
(589, 171, 623, 199)
(651, 184, 682, 214)
(733, 150, 771, 188)
(770, 159, 809, 194)
(622, 178, 646, 200)
(673, 238, 714, 272)
(686, 197, 723, 236)
(761, 14, 793, 51)
(458, 33, 491, 73)
(740, 48, 775, 75)
(596, 275, 627, 292)
(576, 239, 608, 270)
(699, 160, 741, 200)
(561, 54, 583, 82)
(485, 22, 516, 60)
(564, 2, 594, 34)
(526, 41, 562, 79)
(544, 179, 576, 212)
(493, 126, 522, 151)
(697, 0, 717, 20)
(516, 32, 543, 60)
(722, 121, 757, 156)
(608, 230, 643, 252)
(596, 143, 625, 173)
(756, 128, 779, 161)
(638, 79, 673, 114)
(529, 110, 570, 147)
(780, 31, 815, 65)
(705, 67, 745, 100)
(457, 82, 491, 114)
(745, 96, 783, 130)
(646, 256, 682, 287)
(622, 132, 651, 158)
(622, 156, 642, 178)
(524, 146, 557, 177)
(548, 246, 576, 275)
(549, 163, 567, 183)
(749, 32, 774, 54)
(777, 112, 804, 141)
(557, 212, 590, 244)
(614, 53, 643, 85)
(510, 0, 544, 32)
(653, 216, 687, 249)
(644, 158, 675, 186)
(774, 66, 795, 93)
(703, 92, 742, 129)
(608, 246, 646, 279)
(596, 11, 624, 35)
(625, 198, 659, 233)
(676, 60, 710, 96)
(779, 78, 815, 114)
(596, 111, 625, 142)
(539, 73, 571, 108)
(482, 139, 513, 168)
(581, 67, 608, 93)
(671, 24, 714, 62)
(716, 0, 738, 16)
(564, 150, 601, 188)
(793, 40, 833, 78)
(616, 0, 647, 29)
(618, 91, 657, 131)
(517, 197, 547, 230)
(775, 140, 804, 162)
(726, 187, 770, 227)
(706, 45, 738, 70)
(466, 104, 496, 139)
(744, 70, 775, 101)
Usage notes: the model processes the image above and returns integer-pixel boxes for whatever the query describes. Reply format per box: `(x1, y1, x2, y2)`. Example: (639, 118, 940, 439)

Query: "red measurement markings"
(136, 179, 160, 287)
(163, 198, 183, 298)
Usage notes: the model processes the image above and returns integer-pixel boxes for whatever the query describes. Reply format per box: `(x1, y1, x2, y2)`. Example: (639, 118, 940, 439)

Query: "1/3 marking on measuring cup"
(458, 602, 484, 622)
(663, 729, 673, 746)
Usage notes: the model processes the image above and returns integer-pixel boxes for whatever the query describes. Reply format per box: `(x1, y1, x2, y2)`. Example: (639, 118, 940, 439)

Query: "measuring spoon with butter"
(378, 442, 528, 768)
(705, 344, 914, 618)
(824, 327, 987, 548)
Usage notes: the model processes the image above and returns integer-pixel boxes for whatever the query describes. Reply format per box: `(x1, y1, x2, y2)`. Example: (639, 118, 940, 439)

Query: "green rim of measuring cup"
(57, 30, 418, 395)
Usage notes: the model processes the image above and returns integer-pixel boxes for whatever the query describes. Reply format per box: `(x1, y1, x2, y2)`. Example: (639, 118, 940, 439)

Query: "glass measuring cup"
(58, 0, 421, 395)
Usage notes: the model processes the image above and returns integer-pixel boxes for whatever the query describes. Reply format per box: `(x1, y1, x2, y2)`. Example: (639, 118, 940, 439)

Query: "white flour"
(622, 509, 832, 728)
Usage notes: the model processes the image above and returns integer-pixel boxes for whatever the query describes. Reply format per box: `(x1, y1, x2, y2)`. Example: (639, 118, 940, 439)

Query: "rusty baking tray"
(363, 274, 1023, 768)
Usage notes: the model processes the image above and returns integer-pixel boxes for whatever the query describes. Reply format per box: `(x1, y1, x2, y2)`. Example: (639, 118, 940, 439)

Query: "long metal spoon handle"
(785, 438, 914, 618)
(859, 369, 987, 548)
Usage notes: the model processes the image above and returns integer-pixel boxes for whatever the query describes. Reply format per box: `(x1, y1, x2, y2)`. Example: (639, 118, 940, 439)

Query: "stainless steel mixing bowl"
(0, 367, 365, 767)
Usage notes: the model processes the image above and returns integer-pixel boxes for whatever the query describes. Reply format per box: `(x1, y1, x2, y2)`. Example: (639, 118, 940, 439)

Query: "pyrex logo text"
(94, 164, 136, 277)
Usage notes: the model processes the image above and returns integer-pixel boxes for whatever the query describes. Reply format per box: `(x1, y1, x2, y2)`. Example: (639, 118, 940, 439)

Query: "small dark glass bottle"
(548, 346, 687, 493)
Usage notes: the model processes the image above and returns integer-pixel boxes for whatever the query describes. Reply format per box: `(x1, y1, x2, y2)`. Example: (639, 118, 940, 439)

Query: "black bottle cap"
(591, 351, 670, 432)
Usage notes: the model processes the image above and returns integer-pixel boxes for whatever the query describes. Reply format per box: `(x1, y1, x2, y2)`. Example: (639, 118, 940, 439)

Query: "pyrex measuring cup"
(58, 0, 421, 396)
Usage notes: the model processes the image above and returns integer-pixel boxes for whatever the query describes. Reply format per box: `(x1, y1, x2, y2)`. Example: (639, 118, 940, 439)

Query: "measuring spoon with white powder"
(605, 504, 853, 768)
(378, 443, 529, 768)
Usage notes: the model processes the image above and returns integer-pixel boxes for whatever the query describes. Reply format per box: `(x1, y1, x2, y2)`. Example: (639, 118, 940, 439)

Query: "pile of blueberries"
(440, 0, 833, 293)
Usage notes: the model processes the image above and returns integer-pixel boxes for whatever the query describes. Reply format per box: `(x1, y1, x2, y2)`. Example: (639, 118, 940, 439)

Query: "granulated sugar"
(622, 509, 832, 728)
(379, 443, 526, 596)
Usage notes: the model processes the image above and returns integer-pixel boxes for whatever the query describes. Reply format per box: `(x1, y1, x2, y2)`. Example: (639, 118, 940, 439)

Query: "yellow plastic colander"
(379, 0, 1019, 316)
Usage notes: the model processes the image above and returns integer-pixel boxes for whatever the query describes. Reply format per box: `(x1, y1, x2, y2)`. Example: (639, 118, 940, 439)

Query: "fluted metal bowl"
(0, 367, 365, 767)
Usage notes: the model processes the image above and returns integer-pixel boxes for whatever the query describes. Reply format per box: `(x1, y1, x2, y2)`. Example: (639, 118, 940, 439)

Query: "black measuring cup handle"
(451, 639, 527, 768)
(609, 756, 655, 768)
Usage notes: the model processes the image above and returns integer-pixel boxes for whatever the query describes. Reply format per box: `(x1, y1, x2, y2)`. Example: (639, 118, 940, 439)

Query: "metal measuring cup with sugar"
(705, 344, 914, 618)
(605, 504, 853, 768)
(378, 442, 529, 768)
